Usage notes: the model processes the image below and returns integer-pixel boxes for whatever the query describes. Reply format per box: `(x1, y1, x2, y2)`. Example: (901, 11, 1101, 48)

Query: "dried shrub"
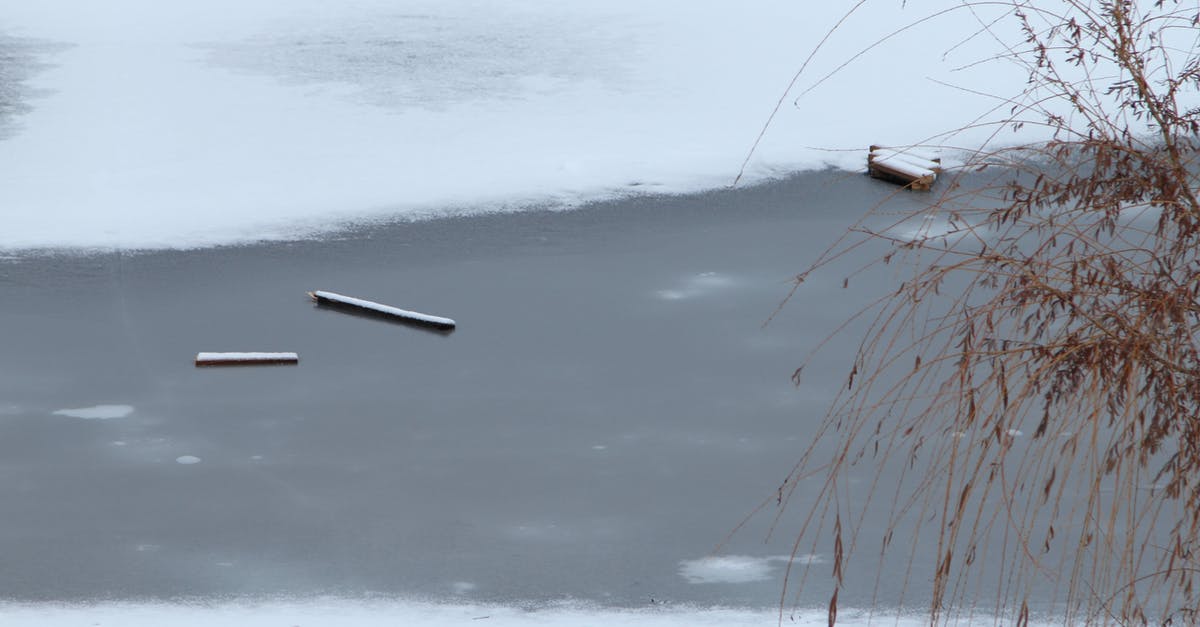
(777, 1, 1200, 624)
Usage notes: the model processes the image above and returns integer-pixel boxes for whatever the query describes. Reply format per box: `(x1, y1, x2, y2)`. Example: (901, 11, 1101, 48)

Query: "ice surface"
(175, 455, 202, 465)
(0, 0, 1038, 251)
(51, 404, 134, 419)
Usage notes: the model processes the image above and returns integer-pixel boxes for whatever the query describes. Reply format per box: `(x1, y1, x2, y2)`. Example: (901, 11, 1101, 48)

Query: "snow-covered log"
(868, 145, 941, 190)
(309, 290, 457, 330)
(195, 352, 299, 366)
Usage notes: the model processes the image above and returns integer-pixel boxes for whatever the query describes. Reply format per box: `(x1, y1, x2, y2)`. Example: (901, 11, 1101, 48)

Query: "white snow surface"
(0, 0, 1036, 251)
(51, 404, 134, 419)
(870, 157, 935, 179)
(0, 600, 1059, 627)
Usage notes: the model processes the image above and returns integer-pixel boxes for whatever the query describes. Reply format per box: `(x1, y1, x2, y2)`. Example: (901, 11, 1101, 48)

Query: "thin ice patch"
(52, 404, 134, 420)
(656, 272, 734, 301)
(175, 455, 202, 465)
(677, 554, 821, 585)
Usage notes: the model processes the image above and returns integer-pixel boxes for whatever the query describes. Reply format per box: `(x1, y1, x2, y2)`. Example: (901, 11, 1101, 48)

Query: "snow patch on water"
(451, 581, 477, 595)
(678, 554, 822, 585)
(657, 272, 735, 301)
(52, 404, 134, 420)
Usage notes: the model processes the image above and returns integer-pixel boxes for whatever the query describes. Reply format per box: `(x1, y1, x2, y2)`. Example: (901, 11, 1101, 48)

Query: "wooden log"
(309, 290, 457, 330)
(195, 352, 299, 366)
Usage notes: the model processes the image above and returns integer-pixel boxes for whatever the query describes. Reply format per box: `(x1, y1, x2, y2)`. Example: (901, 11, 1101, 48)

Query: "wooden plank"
(870, 155, 935, 179)
(195, 352, 299, 366)
(309, 290, 457, 330)
(868, 145, 939, 190)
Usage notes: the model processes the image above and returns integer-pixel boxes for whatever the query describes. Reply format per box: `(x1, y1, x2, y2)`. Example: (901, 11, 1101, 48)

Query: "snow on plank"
(195, 352, 299, 366)
(870, 147, 941, 167)
(871, 151, 940, 173)
(309, 291, 457, 330)
(868, 145, 941, 190)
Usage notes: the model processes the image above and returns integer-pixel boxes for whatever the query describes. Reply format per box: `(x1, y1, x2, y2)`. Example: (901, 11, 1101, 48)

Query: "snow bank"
(0, 0, 1033, 251)
(0, 599, 1055, 627)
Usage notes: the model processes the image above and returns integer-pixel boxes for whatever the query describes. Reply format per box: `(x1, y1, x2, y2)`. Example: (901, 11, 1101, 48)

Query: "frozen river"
(0, 2, 1064, 624)
(0, 174, 957, 625)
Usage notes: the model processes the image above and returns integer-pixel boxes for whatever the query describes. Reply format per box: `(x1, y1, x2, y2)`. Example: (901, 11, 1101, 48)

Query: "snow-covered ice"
(0, 0, 1035, 252)
(51, 404, 134, 419)
(175, 455, 202, 465)
(0, 599, 1059, 627)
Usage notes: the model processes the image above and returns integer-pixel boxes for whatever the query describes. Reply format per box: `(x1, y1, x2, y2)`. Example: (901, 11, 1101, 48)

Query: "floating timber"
(309, 290, 457, 331)
(867, 145, 942, 190)
(195, 352, 299, 366)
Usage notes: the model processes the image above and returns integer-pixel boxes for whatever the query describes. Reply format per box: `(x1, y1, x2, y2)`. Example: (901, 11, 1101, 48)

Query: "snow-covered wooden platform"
(195, 352, 299, 366)
(309, 290, 457, 330)
(867, 145, 941, 190)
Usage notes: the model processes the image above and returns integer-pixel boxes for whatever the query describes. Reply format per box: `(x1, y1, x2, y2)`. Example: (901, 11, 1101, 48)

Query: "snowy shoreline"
(0, 598, 1050, 627)
(0, 0, 1029, 252)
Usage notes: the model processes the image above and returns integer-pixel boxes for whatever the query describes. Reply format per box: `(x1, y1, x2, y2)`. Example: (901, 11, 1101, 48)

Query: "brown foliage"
(780, 1, 1200, 624)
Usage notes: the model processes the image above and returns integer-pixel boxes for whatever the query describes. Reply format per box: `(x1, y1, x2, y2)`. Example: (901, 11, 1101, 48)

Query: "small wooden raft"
(867, 145, 942, 190)
(195, 352, 299, 366)
(309, 290, 457, 330)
